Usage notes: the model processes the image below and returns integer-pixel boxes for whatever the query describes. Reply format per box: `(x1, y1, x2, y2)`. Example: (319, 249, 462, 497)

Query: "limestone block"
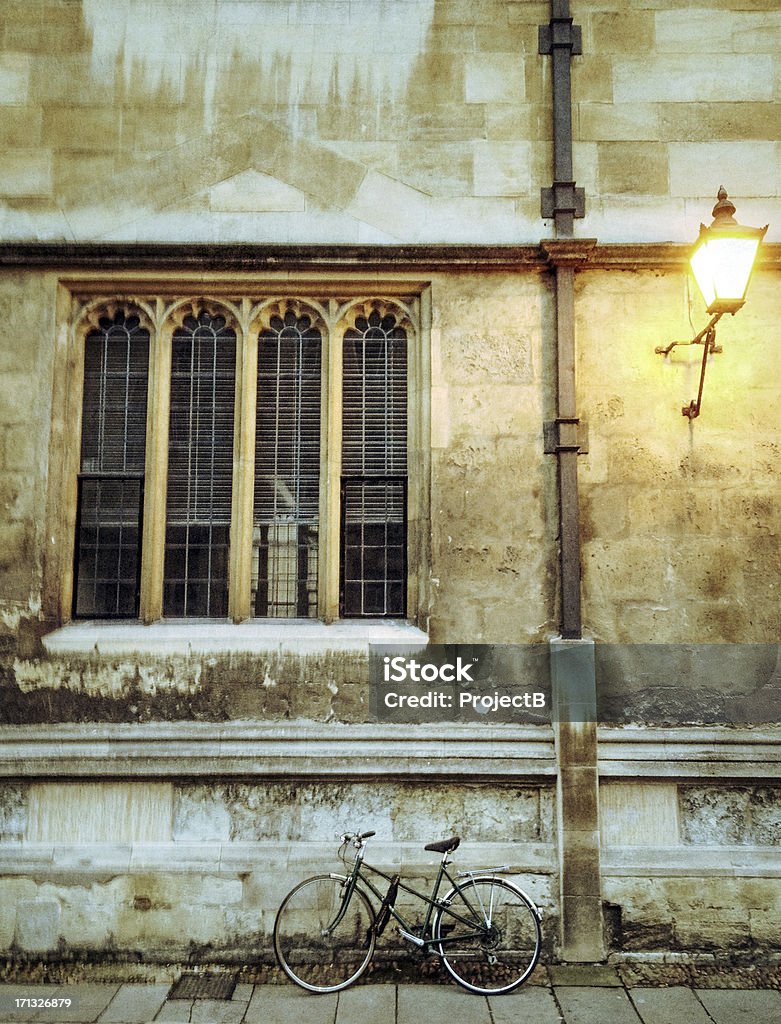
(614, 56, 772, 103)
(669, 142, 779, 197)
(0, 54, 30, 105)
(473, 141, 531, 196)
(571, 57, 613, 103)
(485, 103, 547, 143)
(589, 11, 654, 52)
(680, 787, 750, 845)
(659, 102, 781, 144)
(749, 788, 781, 845)
(598, 142, 668, 196)
(345, 171, 429, 241)
(398, 142, 473, 198)
(0, 107, 42, 147)
(208, 170, 306, 212)
(14, 898, 61, 952)
(655, 9, 739, 52)
(173, 786, 232, 842)
(0, 150, 52, 198)
(579, 103, 660, 142)
(0, 783, 27, 840)
(600, 783, 679, 847)
(41, 105, 119, 153)
(656, 9, 781, 54)
(465, 55, 525, 104)
(27, 783, 173, 843)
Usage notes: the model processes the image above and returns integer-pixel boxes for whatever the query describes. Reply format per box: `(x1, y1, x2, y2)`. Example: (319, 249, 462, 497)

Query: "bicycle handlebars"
(339, 830, 376, 848)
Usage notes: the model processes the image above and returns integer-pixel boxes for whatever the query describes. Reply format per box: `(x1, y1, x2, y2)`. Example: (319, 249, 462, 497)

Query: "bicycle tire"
(433, 876, 541, 995)
(273, 874, 376, 993)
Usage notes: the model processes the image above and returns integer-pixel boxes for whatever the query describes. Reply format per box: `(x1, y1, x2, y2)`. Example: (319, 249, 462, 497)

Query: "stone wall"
(0, 778, 557, 959)
(0, 1, 779, 244)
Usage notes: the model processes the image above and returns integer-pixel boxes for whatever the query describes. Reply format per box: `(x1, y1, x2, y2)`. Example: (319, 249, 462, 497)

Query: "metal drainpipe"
(539, 1, 605, 964)
(539, 0, 588, 638)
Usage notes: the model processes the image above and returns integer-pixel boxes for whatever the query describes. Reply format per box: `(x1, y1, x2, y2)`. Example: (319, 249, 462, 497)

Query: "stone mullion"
(139, 298, 171, 623)
(320, 299, 342, 622)
(228, 300, 256, 623)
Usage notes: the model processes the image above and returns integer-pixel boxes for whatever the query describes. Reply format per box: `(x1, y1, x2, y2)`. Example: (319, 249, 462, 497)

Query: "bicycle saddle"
(424, 836, 461, 854)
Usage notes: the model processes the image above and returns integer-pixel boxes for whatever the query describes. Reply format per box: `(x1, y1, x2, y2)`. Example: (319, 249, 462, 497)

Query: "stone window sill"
(42, 619, 428, 657)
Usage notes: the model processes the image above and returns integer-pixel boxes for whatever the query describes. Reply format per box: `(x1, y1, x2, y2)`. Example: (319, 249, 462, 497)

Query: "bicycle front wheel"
(433, 877, 541, 995)
(273, 874, 376, 993)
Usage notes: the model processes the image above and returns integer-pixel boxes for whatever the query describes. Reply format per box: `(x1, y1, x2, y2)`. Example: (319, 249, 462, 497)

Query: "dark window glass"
(74, 312, 148, 618)
(341, 310, 407, 617)
(253, 311, 321, 617)
(163, 311, 236, 617)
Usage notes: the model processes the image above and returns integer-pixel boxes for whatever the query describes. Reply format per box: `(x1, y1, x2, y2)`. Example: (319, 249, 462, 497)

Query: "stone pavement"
(1, 967, 781, 1024)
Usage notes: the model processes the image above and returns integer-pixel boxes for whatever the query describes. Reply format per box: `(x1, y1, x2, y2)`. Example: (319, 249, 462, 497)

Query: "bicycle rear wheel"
(433, 877, 541, 995)
(273, 874, 376, 993)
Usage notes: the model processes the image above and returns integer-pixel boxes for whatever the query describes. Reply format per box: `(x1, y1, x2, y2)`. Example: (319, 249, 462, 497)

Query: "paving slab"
(97, 984, 170, 1023)
(549, 965, 622, 987)
(488, 985, 564, 1023)
(695, 988, 781, 1024)
(0, 984, 119, 1023)
(152, 998, 193, 1022)
(397, 984, 491, 1024)
(244, 984, 337, 1024)
(554, 986, 643, 1024)
(628, 987, 712, 1024)
(336, 984, 396, 1024)
(190, 997, 249, 1023)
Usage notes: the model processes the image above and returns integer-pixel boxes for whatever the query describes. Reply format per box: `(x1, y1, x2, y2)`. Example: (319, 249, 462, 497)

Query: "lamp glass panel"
(690, 236, 760, 310)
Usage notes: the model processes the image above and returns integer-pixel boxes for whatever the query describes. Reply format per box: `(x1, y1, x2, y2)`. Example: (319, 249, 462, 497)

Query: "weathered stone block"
(40, 105, 119, 153)
(14, 898, 61, 952)
(614, 56, 772, 103)
(571, 56, 613, 103)
(465, 55, 525, 104)
(669, 142, 779, 198)
(600, 783, 679, 847)
(0, 150, 51, 198)
(680, 787, 750, 845)
(659, 102, 781, 144)
(473, 140, 531, 196)
(173, 786, 232, 842)
(0, 107, 42, 149)
(598, 142, 669, 196)
(0, 54, 30, 105)
(589, 11, 655, 53)
(0, 783, 27, 840)
(579, 103, 660, 142)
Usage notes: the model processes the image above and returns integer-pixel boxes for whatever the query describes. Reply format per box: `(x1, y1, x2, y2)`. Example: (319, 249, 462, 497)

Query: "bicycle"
(273, 829, 542, 995)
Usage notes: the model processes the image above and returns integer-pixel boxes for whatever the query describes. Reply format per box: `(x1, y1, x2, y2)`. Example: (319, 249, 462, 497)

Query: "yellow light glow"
(690, 234, 762, 314)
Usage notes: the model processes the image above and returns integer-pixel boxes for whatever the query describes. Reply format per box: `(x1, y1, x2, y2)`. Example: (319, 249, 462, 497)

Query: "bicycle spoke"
(433, 878, 541, 995)
(273, 875, 376, 993)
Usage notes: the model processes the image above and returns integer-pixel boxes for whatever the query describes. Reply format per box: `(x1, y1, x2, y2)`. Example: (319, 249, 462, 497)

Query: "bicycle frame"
(328, 843, 499, 950)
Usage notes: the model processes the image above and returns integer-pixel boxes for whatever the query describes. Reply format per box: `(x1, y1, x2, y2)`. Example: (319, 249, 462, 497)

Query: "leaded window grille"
(163, 310, 236, 617)
(341, 310, 408, 617)
(74, 311, 149, 618)
(254, 311, 322, 617)
(69, 293, 418, 625)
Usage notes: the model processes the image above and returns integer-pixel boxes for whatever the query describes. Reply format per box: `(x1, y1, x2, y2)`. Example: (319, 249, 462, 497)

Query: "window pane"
(164, 311, 236, 617)
(341, 310, 407, 618)
(74, 314, 148, 618)
(253, 313, 321, 617)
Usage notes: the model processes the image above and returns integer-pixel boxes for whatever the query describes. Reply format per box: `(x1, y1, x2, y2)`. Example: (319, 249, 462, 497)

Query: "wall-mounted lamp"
(656, 188, 767, 419)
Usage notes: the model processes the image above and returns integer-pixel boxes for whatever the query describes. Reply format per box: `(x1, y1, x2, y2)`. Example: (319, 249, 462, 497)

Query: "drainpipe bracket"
(541, 183, 585, 221)
(538, 21, 582, 56)
(544, 417, 589, 455)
